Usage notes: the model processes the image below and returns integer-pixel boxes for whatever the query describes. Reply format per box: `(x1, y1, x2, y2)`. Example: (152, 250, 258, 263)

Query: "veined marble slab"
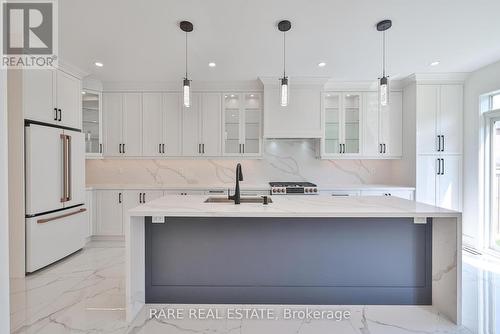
(126, 196, 462, 326)
(128, 195, 457, 218)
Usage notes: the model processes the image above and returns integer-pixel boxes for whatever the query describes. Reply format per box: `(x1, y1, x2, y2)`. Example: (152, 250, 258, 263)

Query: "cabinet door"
(343, 93, 361, 155)
(122, 191, 142, 215)
(242, 93, 261, 155)
(64, 130, 85, 208)
(323, 93, 342, 155)
(23, 69, 56, 124)
(380, 91, 403, 157)
(142, 93, 163, 157)
(223, 94, 241, 155)
(123, 93, 142, 156)
(201, 93, 221, 156)
(96, 191, 123, 236)
(362, 92, 380, 156)
(143, 190, 164, 203)
(437, 155, 462, 211)
(416, 85, 439, 154)
(182, 93, 201, 155)
(56, 70, 81, 129)
(103, 93, 123, 156)
(85, 190, 94, 238)
(164, 93, 182, 156)
(439, 85, 463, 155)
(416, 155, 438, 206)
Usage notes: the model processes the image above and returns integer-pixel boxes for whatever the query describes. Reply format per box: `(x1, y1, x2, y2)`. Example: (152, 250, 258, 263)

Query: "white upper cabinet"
(56, 70, 81, 128)
(23, 68, 82, 129)
(102, 93, 142, 157)
(322, 92, 362, 157)
(416, 84, 463, 155)
(223, 93, 262, 156)
(163, 93, 182, 156)
(200, 93, 222, 156)
(142, 92, 182, 157)
(263, 83, 323, 138)
(103, 93, 123, 156)
(182, 93, 221, 156)
(363, 91, 403, 158)
(142, 93, 164, 157)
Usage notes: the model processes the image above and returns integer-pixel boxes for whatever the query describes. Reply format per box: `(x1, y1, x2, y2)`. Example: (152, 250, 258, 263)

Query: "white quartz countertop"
(86, 183, 415, 191)
(128, 195, 459, 218)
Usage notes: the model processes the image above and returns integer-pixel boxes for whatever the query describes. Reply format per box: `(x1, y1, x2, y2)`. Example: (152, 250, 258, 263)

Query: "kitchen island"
(125, 195, 461, 324)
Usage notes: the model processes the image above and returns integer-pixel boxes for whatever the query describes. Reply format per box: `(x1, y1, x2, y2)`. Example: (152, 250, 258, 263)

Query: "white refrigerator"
(25, 123, 87, 273)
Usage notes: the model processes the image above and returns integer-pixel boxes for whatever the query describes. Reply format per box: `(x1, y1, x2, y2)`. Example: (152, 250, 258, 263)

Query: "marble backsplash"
(86, 140, 406, 187)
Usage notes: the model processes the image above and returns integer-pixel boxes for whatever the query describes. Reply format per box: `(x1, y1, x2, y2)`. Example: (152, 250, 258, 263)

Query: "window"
(491, 93, 500, 110)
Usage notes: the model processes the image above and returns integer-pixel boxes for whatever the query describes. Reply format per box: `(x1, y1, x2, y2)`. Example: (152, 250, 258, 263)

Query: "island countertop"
(128, 194, 460, 218)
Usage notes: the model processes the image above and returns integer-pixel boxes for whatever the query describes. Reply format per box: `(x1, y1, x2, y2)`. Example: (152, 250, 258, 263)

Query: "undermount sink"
(204, 197, 272, 204)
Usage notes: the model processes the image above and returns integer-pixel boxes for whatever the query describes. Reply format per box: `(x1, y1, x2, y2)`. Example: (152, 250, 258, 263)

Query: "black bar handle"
(162, 144, 165, 154)
(143, 192, 146, 203)
(122, 143, 125, 154)
(441, 158, 445, 175)
(54, 108, 58, 120)
(436, 158, 441, 175)
(99, 143, 102, 154)
(383, 143, 386, 154)
(58, 109, 62, 122)
(118, 192, 122, 203)
(442, 136, 445, 152)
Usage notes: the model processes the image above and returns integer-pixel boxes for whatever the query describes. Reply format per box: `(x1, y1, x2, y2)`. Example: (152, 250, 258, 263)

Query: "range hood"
(259, 77, 328, 139)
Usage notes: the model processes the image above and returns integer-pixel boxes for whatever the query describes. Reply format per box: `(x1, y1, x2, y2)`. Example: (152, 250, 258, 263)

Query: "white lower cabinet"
(360, 190, 414, 200)
(94, 190, 164, 237)
(416, 155, 462, 211)
(96, 190, 124, 236)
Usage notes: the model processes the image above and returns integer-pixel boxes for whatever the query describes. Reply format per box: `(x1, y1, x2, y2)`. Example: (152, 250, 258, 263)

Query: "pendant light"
(377, 19, 392, 107)
(278, 20, 291, 107)
(180, 21, 193, 108)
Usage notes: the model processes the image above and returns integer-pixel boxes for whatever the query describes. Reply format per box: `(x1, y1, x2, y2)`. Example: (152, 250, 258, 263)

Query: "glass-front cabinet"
(223, 93, 262, 156)
(322, 92, 362, 157)
(82, 89, 102, 157)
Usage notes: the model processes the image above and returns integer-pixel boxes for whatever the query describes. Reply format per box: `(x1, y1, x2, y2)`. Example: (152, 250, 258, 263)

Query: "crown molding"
(258, 76, 329, 88)
(401, 72, 469, 87)
(102, 80, 263, 92)
(82, 77, 103, 91)
(57, 59, 89, 79)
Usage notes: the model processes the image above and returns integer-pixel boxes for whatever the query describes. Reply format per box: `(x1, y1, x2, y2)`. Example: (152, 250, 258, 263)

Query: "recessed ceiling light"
(95, 62, 103, 67)
(81, 91, 86, 95)
(430, 61, 440, 66)
(250, 94, 254, 97)
(208, 62, 216, 67)
(318, 62, 326, 67)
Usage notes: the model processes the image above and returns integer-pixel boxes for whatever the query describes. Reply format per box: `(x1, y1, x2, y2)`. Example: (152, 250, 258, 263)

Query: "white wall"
(0, 68, 11, 333)
(463, 59, 500, 247)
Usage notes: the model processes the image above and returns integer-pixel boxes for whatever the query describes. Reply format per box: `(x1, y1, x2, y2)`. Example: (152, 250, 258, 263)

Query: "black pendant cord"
(283, 32, 286, 78)
(382, 30, 386, 78)
(185, 31, 188, 79)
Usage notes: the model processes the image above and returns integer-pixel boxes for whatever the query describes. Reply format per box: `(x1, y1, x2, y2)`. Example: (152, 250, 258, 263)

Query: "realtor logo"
(2, 0, 58, 68)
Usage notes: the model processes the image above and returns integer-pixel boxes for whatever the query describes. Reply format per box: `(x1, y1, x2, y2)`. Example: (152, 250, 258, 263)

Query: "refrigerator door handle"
(37, 208, 87, 224)
(60, 134, 67, 202)
(66, 135, 72, 201)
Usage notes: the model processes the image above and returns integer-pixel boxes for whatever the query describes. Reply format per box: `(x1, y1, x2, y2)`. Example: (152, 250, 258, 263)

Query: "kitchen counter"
(128, 194, 451, 218)
(125, 195, 461, 326)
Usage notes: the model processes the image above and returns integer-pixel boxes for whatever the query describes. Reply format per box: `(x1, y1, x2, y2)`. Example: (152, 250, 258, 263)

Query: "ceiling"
(59, 0, 500, 83)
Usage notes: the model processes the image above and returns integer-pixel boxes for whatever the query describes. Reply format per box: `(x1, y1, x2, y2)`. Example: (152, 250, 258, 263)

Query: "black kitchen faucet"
(228, 163, 243, 204)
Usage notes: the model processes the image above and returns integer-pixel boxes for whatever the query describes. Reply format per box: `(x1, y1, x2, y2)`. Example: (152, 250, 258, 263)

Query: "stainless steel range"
(269, 182, 318, 195)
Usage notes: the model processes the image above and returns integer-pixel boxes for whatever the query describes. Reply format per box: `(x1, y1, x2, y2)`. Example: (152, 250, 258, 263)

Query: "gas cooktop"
(269, 182, 318, 195)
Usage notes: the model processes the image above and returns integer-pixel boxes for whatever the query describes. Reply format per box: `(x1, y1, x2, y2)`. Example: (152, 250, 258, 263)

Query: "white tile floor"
(9, 241, 499, 333)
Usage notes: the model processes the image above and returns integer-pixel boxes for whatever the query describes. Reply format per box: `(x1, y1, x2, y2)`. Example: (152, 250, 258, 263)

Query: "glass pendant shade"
(280, 77, 289, 107)
(183, 78, 191, 108)
(379, 76, 389, 107)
